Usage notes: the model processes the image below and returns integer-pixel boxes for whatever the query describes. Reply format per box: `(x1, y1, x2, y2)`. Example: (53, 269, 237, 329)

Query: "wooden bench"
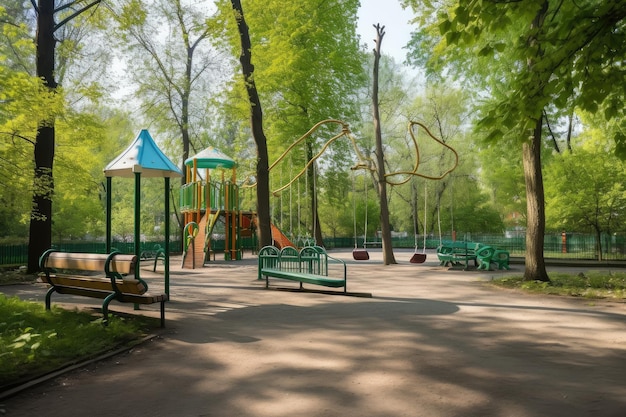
(258, 246, 348, 294)
(39, 250, 168, 327)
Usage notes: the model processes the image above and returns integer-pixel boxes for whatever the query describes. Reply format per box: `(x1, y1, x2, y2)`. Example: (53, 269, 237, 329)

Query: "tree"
(217, 0, 365, 247)
(405, 0, 626, 281)
(370, 24, 396, 265)
(0, 4, 38, 241)
(109, 0, 222, 186)
(544, 116, 626, 260)
(228, 0, 271, 247)
(23, 0, 104, 272)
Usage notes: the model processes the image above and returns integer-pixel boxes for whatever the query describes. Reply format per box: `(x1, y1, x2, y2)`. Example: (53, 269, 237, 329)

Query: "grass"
(490, 270, 626, 299)
(0, 293, 159, 390)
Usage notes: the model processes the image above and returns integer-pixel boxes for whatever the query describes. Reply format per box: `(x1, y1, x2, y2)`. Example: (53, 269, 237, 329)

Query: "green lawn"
(490, 270, 626, 299)
(0, 293, 159, 390)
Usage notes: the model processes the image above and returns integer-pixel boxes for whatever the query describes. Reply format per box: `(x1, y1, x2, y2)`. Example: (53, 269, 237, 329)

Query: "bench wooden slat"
(46, 275, 147, 294)
(43, 252, 136, 274)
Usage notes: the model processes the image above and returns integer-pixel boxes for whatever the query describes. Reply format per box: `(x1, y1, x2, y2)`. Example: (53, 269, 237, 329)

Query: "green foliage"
(405, 0, 626, 145)
(215, 0, 367, 239)
(478, 144, 526, 230)
(216, 0, 365, 153)
(0, 294, 155, 387)
(492, 271, 626, 299)
(108, 0, 222, 164)
(0, 16, 63, 236)
(544, 115, 626, 235)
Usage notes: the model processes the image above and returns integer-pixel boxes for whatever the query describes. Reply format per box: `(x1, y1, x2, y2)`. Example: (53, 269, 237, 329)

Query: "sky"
(357, 0, 415, 63)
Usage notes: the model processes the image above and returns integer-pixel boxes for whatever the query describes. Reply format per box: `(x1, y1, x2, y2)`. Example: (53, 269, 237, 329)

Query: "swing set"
(251, 118, 458, 262)
(348, 120, 459, 262)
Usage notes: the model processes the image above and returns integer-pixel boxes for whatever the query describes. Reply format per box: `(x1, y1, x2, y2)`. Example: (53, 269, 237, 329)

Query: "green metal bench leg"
(102, 293, 117, 326)
(45, 287, 56, 310)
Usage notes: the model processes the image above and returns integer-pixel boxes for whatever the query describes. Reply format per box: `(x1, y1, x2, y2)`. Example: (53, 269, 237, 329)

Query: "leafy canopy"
(404, 0, 626, 145)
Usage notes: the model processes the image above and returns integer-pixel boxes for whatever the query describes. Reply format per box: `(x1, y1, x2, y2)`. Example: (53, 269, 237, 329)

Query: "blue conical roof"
(185, 146, 236, 169)
(104, 129, 183, 178)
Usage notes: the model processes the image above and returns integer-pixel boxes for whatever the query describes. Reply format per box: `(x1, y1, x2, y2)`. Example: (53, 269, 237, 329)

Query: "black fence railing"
(2, 233, 626, 267)
(0, 240, 183, 267)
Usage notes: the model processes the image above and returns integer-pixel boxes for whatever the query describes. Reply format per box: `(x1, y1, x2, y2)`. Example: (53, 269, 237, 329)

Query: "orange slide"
(270, 223, 295, 249)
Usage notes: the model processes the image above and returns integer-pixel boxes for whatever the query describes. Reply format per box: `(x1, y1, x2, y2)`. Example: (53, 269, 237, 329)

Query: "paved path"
(1, 249, 625, 417)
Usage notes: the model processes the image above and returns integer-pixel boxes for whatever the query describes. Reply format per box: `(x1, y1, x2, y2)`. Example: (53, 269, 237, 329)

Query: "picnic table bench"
(436, 241, 481, 268)
(437, 241, 510, 270)
(39, 250, 168, 326)
(258, 245, 348, 294)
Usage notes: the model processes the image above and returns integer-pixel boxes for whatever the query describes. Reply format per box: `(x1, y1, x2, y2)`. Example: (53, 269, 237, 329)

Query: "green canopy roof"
(185, 146, 236, 169)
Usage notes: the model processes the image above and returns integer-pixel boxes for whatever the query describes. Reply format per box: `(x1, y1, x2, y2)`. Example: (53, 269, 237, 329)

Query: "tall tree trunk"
(230, 0, 271, 248)
(180, 36, 194, 187)
(522, 117, 549, 282)
(372, 24, 396, 265)
(306, 143, 324, 246)
(28, 0, 57, 273)
(522, 1, 549, 282)
(181, 95, 190, 187)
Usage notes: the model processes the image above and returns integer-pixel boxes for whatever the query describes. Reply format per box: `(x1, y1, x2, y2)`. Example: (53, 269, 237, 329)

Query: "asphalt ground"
(1, 249, 625, 417)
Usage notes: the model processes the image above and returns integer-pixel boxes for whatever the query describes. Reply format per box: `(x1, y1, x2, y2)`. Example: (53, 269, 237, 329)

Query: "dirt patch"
(0, 267, 38, 286)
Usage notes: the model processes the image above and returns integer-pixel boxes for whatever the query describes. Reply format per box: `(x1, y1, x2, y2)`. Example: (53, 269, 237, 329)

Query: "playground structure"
(179, 147, 300, 269)
(180, 147, 252, 268)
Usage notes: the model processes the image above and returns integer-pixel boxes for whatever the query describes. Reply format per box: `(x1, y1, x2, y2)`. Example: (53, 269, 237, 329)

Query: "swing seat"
(352, 248, 370, 260)
(409, 252, 427, 264)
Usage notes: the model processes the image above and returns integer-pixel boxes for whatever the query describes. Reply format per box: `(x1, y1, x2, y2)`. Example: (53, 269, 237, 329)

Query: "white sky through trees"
(357, 0, 413, 64)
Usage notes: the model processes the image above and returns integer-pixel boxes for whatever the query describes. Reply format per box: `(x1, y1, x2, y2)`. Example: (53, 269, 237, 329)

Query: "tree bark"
(594, 227, 603, 262)
(306, 143, 324, 246)
(372, 24, 396, 265)
(230, 0, 272, 248)
(521, 1, 549, 282)
(522, 117, 549, 282)
(28, 0, 57, 273)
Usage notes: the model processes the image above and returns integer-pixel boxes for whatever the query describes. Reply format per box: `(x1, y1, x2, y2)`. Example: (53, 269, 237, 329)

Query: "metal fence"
(323, 232, 626, 261)
(2, 233, 626, 266)
(0, 240, 183, 267)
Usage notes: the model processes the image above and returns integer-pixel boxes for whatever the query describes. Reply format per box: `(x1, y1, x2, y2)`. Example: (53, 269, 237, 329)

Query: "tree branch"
(54, 0, 102, 32)
(542, 109, 560, 153)
(0, 131, 36, 146)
